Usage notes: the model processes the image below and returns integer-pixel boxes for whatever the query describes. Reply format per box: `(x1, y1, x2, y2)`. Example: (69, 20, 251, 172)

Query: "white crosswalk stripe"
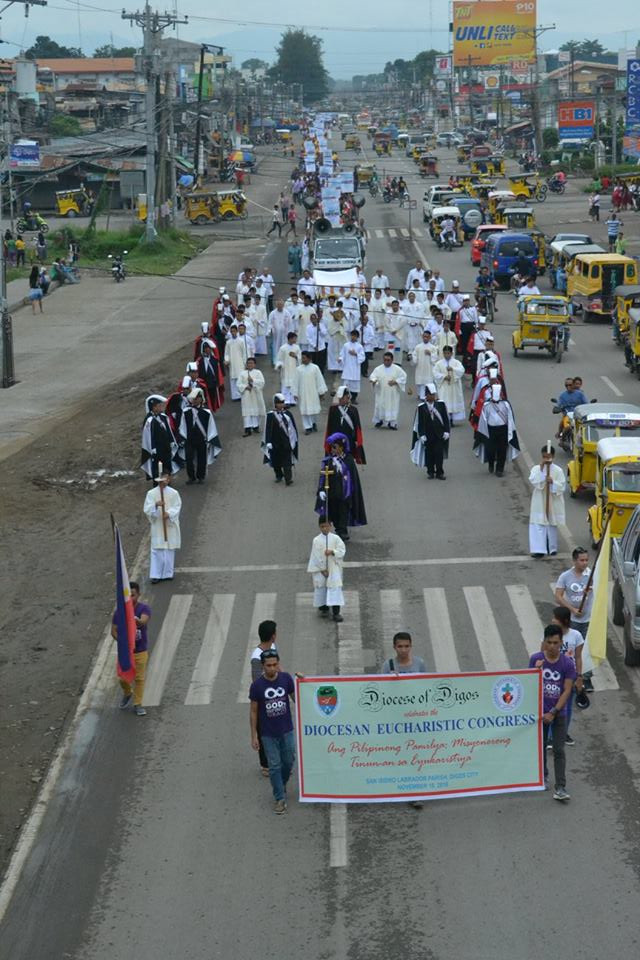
(388, 228, 397, 238)
(145, 594, 192, 706)
(463, 586, 510, 671)
(375, 228, 384, 238)
(185, 594, 234, 705)
(400, 228, 410, 237)
(367, 226, 425, 240)
(237, 593, 277, 703)
(141, 583, 622, 707)
(423, 587, 460, 672)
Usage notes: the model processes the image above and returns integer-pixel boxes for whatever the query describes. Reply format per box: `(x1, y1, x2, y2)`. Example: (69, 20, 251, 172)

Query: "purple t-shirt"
(528, 652, 576, 715)
(112, 601, 151, 653)
(249, 671, 295, 737)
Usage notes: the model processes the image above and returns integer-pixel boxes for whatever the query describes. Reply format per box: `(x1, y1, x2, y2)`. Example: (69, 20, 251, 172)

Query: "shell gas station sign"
(453, 1, 536, 67)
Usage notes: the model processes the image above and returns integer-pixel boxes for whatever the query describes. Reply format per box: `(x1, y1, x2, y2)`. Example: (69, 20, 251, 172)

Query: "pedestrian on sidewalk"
(529, 624, 576, 801)
(588, 192, 600, 222)
(286, 206, 297, 237)
(250, 620, 278, 777)
(111, 581, 151, 717)
(249, 651, 296, 814)
(266, 205, 282, 239)
(606, 213, 622, 252)
(28, 265, 44, 314)
(307, 516, 346, 622)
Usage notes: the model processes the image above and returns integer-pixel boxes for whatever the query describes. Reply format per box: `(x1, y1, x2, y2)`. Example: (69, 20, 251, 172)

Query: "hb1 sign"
(558, 101, 595, 141)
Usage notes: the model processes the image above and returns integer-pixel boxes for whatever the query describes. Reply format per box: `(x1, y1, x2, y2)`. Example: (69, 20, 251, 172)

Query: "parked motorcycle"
(109, 251, 127, 282)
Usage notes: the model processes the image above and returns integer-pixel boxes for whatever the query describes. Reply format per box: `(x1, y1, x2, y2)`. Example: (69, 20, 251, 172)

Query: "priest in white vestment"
(370, 351, 407, 429)
(433, 345, 465, 422)
(224, 325, 250, 400)
(237, 357, 266, 436)
(295, 351, 328, 433)
(411, 331, 438, 399)
(528, 445, 566, 557)
(338, 331, 366, 401)
(143, 473, 181, 582)
(275, 332, 302, 404)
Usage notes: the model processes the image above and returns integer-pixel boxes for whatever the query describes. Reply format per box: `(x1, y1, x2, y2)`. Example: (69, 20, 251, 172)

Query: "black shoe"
(582, 677, 594, 692)
(427, 472, 435, 479)
(531, 553, 544, 559)
(274, 476, 283, 483)
(565, 735, 576, 746)
(197, 478, 204, 484)
(332, 612, 344, 622)
(488, 463, 494, 474)
(252, 427, 260, 434)
(304, 428, 312, 435)
(388, 424, 398, 430)
(285, 480, 293, 486)
(495, 470, 504, 477)
(311, 423, 318, 432)
(436, 473, 446, 480)
(242, 429, 252, 437)
(374, 421, 383, 428)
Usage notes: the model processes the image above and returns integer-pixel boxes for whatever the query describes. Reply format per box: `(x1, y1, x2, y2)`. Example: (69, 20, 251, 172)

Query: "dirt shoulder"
(0, 344, 194, 874)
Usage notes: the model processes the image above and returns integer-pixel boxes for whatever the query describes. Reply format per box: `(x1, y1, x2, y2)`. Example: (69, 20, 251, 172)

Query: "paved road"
(2, 142, 640, 960)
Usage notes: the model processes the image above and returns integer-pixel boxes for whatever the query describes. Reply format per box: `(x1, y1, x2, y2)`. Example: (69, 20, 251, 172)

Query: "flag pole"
(577, 510, 612, 616)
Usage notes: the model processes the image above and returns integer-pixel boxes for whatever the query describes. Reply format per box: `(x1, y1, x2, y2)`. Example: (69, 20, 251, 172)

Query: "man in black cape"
(262, 393, 299, 486)
(324, 386, 366, 464)
(141, 394, 181, 481)
(315, 432, 367, 540)
(410, 383, 450, 480)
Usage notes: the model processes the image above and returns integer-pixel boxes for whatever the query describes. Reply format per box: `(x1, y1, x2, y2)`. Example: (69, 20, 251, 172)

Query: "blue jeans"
(262, 731, 296, 802)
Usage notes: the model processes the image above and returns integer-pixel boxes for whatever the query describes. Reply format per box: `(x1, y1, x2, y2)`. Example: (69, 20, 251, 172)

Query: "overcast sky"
(0, 0, 638, 78)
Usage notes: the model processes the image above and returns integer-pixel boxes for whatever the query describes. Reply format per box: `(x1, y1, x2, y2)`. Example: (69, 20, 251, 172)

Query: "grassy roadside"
(7, 226, 209, 283)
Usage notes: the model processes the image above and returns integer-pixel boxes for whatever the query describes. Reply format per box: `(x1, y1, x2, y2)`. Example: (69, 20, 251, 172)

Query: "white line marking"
(292, 593, 319, 677)
(338, 590, 364, 674)
(375, 228, 384, 238)
(237, 593, 277, 703)
(184, 595, 234, 705)
(330, 805, 347, 867)
(505, 584, 543, 656)
(380, 588, 404, 640)
(463, 586, 510, 671)
(423, 587, 460, 672)
(388, 228, 397, 238)
(400, 228, 410, 238)
(412, 238, 431, 270)
(176, 554, 569, 575)
(145, 595, 192, 706)
(413, 227, 423, 237)
(600, 375, 623, 398)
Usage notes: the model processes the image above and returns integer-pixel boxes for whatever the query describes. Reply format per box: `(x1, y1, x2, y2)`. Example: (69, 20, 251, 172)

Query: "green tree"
(270, 29, 328, 103)
(93, 44, 137, 57)
(560, 38, 610, 60)
(241, 58, 268, 72)
(543, 127, 559, 149)
(25, 36, 84, 59)
(48, 113, 83, 137)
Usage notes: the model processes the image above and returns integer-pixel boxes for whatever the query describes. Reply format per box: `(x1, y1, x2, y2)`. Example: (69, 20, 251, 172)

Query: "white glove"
(319, 490, 327, 501)
(443, 432, 450, 440)
(420, 436, 427, 445)
(265, 442, 272, 452)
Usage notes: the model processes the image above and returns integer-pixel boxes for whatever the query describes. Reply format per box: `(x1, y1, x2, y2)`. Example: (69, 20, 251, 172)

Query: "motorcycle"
(439, 229, 455, 253)
(109, 251, 127, 282)
(369, 181, 379, 198)
(550, 399, 575, 453)
(476, 290, 496, 323)
(16, 212, 49, 234)
(547, 177, 566, 195)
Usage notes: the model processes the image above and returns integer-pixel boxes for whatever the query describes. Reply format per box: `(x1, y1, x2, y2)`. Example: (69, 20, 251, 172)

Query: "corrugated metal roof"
(36, 57, 136, 73)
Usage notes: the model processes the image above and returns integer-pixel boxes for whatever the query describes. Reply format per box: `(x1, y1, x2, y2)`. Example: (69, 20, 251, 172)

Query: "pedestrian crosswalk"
(139, 581, 620, 709)
(366, 226, 427, 240)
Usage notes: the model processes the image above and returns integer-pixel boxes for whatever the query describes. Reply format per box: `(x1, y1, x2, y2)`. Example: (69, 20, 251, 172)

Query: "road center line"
(600, 375, 624, 397)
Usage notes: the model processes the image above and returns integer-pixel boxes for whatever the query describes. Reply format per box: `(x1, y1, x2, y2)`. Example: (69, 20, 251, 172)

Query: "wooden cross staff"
(157, 460, 169, 545)
(321, 460, 334, 573)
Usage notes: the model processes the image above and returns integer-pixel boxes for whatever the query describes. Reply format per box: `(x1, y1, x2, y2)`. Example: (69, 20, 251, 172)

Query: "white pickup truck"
(422, 185, 465, 223)
(611, 505, 640, 665)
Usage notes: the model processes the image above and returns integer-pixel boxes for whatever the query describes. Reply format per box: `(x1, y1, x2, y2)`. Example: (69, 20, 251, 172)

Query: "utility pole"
(167, 70, 177, 226)
(515, 23, 555, 157)
(1, 0, 47, 388)
(121, 4, 187, 242)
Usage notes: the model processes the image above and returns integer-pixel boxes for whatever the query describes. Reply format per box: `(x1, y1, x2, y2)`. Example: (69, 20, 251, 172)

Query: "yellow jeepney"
(512, 294, 570, 362)
(185, 191, 220, 224)
(216, 189, 248, 220)
(588, 437, 640, 545)
(567, 253, 638, 322)
(567, 403, 640, 496)
(507, 175, 547, 202)
(487, 189, 516, 219)
(344, 133, 361, 150)
(614, 284, 640, 346)
(496, 204, 535, 230)
(55, 188, 92, 217)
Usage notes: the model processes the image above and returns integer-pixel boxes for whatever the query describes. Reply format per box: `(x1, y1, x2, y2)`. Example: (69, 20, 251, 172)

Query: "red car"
(470, 224, 508, 265)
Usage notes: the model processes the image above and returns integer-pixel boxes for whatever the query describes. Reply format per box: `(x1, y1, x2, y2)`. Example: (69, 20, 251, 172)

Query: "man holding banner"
(529, 624, 576, 802)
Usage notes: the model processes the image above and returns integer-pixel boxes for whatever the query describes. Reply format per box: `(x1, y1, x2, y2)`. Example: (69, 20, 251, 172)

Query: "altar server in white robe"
(403, 291, 426, 355)
(295, 351, 328, 433)
(433, 345, 465, 422)
(326, 303, 348, 372)
(269, 300, 291, 365)
(338, 330, 366, 402)
(237, 357, 266, 436)
(275, 331, 302, 405)
(370, 351, 407, 429)
(249, 294, 268, 355)
(143, 472, 181, 582)
(411, 330, 438, 399)
(528, 444, 566, 557)
(307, 516, 346, 622)
(368, 288, 388, 350)
(224, 324, 250, 401)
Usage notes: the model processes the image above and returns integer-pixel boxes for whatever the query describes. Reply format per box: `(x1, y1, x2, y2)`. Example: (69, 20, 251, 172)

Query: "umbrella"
(228, 149, 254, 163)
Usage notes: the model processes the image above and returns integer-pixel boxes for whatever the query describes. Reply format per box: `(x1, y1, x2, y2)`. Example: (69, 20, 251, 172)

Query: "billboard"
(9, 141, 40, 170)
(296, 671, 543, 803)
(624, 59, 640, 159)
(434, 55, 453, 77)
(452, 1, 536, 67)
(558, 101, 595, 141)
